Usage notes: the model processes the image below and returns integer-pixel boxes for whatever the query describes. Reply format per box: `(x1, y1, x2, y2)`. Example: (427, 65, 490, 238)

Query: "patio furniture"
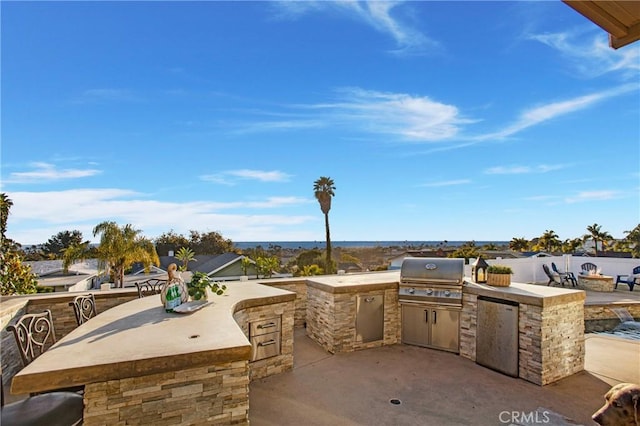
(6, 310, 84, 395)
(135, 278, 166, 298)
(7, 310, 57, 368)
(543, 264, 563, 287)
(551, 262, 577, 287)
(615, 266, 640, 291)
(1, 374, 83, 426)
(69, 293, 97, 326)
(581, 262, 598, 274)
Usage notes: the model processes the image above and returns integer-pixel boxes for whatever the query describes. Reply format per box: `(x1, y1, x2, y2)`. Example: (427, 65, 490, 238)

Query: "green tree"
(509, 237, 529, 252)
(255, 256, 279, 278)
(449, 241, 479, 259)
(93, 221, 160, 288)
(155, 230, 190, 256)
(583, 223, 613, 255)
(175, 247, 197, 271)
(43, 230, 84, 258)
(0, 193, 38, 295)
(314, 176, 336, 274)
(537, 230, 561, 253)
(241, 256, 252, 276)
(62, 241, 91, 273)
(622, 224, 640, 258)
(188, 230, 235, 255)
(561, 238, 583, 254)
(300, 264, 323, 277)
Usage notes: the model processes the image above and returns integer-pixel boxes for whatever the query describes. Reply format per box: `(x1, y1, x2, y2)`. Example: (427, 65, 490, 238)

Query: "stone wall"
(460, 295, 585, 386)
(1, 290, 138, 401)
(83, 361, 249, 425)
(459, 293, 477, 361)
(232, 301, 295, 381)
(306, 287, 399, 354)
(260, 280, 306, 329)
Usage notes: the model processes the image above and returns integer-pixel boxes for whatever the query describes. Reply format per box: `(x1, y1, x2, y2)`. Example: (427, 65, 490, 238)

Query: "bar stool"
(69, 293, 97, 326)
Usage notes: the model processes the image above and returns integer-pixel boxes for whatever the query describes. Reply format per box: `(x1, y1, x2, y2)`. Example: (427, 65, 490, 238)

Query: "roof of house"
(563, 0, 640, 49)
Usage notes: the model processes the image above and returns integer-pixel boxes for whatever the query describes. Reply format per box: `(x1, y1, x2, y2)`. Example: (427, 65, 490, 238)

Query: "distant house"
(158, 253, 258, 281)
(387, 249, 456, 270)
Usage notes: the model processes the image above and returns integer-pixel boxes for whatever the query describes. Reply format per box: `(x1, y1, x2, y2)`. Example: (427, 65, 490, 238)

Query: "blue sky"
(2, 1, 639, 246)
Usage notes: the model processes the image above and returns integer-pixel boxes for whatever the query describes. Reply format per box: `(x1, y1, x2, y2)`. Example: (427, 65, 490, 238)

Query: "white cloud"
(200, 169, 292, 185)
(6, 189, 316, 245)
(6, 162, 102, 183)
(484, 164, 567, 175)
(272, 1, 438, 55)
(420, 179, 471, 187)
(529, 30, 640, 79)
(478, 84, 637, 140)
(565, 190, 619, 203)
(74, 88, 140, 103)
(315, 87, 471, 142)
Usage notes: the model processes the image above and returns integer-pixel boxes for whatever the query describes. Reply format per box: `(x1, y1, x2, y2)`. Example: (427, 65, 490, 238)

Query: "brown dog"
(592, 383, 640, 426)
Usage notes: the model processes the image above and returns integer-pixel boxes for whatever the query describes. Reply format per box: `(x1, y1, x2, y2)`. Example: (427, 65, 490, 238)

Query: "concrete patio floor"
(250, 287, 640, 426)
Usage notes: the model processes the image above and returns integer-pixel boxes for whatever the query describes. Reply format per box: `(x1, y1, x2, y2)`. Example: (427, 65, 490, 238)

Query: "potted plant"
(187, 271, 227, 301)
(486, 265, 513, 287)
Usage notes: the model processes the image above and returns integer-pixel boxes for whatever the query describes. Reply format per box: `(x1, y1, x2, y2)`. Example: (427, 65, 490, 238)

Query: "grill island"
(399, 258, 464, 353)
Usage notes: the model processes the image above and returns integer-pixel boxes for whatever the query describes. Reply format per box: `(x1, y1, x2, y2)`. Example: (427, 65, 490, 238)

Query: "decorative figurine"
(161, 263, 189, 312)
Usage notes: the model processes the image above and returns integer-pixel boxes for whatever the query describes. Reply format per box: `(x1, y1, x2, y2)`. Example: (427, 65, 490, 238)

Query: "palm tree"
(93, 221, 160, 288)
(583, 223, 613, 256)
(538, 230, 561, 253)
(313, 176, 336, 274)
(509, 237, 529, 252)
(62, 241, 91, 273)
(175, 247, 196, 271)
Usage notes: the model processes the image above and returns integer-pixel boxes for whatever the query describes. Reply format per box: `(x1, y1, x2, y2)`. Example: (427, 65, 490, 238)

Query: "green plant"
(487, 265, 513, 274)
(187, 271, 227, 300)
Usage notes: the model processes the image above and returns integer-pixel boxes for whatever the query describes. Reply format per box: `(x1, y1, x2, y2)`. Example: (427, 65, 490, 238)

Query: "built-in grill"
(399, 257, 464, 307)
(399, 257, 464, 353)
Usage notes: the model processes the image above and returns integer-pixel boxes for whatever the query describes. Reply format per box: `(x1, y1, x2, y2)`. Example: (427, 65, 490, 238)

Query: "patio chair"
(543, 264, 563, 287)
(615, 265, 640, 291)
(135, 278, 167, 298)
(1, 374, 83, 426)
(69, 293, 97, 326)
(7, 310, 57, 367)
(7, 310, 85, 395)
(581, 262, 598, 274)
(551, 262, 577, 287)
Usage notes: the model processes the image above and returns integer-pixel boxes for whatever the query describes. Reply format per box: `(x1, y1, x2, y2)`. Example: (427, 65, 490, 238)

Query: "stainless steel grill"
(399, 257, 464, 353)
(399, 257, 464, 307)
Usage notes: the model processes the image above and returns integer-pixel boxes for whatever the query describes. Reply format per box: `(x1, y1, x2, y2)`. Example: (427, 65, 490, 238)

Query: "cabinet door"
(401, 304, 430, 347)
(430, 308, 460, 353)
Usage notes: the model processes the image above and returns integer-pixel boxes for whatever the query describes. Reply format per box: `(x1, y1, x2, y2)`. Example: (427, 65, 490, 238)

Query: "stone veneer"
(577, 275, 615, 292)
(460, 293, 585, 386)
(258, 279, 307, 329)
(232, 300, 295, 380)
(83, 361, 249, 426)
(1, 291, 137, 398)
(306, 287, 399, 354)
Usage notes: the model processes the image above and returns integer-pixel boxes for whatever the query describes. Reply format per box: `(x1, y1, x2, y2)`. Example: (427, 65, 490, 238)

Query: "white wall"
(467, 256, 639, 284)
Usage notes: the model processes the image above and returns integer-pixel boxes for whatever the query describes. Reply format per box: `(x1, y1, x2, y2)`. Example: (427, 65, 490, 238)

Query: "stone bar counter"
(461, 281, 586, 386)
(11, 282, 295, 425)
(306, 271, 400, 354)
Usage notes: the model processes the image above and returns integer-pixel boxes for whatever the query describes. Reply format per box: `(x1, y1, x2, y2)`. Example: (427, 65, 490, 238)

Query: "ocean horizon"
(234, 241, 509, 250)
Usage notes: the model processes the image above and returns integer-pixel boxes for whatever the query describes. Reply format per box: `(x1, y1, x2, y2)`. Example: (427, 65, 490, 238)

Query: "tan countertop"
(11, 282, 295, 395)
(307, 271, 400, 294)
(463, 280, 585, 307)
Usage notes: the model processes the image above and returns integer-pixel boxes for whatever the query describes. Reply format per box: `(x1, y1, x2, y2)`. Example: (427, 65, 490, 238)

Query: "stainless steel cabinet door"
(401, 304, 430, 347)
(430, 308, 460, 353)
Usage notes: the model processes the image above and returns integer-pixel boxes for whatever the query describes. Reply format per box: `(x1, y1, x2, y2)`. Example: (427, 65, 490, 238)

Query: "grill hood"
(400, 257, 464, 284)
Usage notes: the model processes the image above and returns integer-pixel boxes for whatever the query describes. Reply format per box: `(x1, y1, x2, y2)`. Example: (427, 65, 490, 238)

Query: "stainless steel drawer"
(251, 331, 281, 361)
(250, 317, 281, 337)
